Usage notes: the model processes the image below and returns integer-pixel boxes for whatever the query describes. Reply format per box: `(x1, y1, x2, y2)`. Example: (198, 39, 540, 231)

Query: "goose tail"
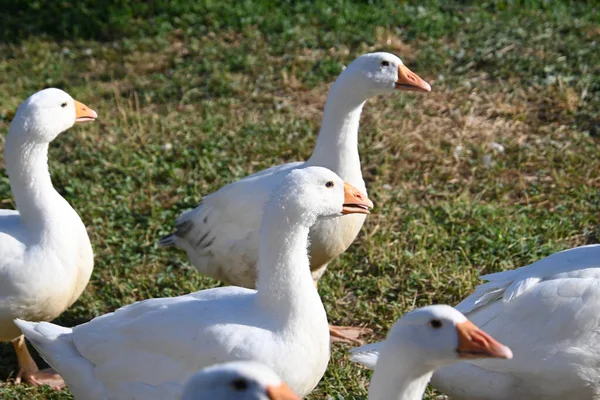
(14, 319, 106, 400)
(158, 233, 176, 247)
(348, 342, 381, 369)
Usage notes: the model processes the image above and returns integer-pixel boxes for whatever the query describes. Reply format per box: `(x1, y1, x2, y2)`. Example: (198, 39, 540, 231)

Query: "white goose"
(351, 245, 600, 399)
(15, 166, 373, 399)
(349, 305, 512, 400)
(158, 52, 430, 343)
(0, 88, 96, 387)
(124, 361, 299, 400)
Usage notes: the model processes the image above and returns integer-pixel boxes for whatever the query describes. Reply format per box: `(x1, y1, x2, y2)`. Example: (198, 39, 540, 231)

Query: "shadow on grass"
(0, 0, 164, 43)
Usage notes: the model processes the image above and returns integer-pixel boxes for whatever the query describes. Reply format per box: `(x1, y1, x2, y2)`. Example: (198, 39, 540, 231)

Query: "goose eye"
(231, 378, 249, 391)
(325, 181, 334, 188)
(429, 319, 443, 329)
(381, 61, 390, 67)
(61, 102, 68, 108)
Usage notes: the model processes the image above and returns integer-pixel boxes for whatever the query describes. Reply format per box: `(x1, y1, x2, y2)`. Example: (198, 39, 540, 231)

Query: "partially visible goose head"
(383, 305, 512, 368)
(181, 361, 299, 400)
(273, 167, 373, 225)
(10, 88, 97, 144)
(341, 52, 431, 96)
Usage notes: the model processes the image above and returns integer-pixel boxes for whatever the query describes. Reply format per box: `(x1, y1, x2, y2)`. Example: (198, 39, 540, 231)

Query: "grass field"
(0, 0, 599, 398)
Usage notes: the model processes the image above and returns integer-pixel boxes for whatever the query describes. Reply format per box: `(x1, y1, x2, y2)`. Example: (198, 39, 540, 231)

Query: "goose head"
(10, 88, 97, 144)
(342, 52, 431, 96)
(384, 305, 512, 369)
(277, 167, 373, 224)
(181, 361, 298, 400)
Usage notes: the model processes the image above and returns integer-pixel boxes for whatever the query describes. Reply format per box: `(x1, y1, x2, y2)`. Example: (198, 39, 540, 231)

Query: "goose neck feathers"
(4, 140, 61, 234)
(306, 62, 369, 187)
(4, 88, 95, 234)
(255, 167, 346, 313)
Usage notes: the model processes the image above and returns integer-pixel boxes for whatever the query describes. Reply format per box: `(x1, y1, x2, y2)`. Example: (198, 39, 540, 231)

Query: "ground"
(0, 0, 598, 399)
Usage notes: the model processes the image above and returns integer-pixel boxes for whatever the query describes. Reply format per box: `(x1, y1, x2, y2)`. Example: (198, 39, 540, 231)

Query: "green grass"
(0, 0, 599, 398)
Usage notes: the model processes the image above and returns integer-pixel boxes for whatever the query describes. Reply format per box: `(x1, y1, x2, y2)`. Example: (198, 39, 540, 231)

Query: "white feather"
(349, 245, 600, 399)
(160, 52, 429, 288)
(17, 167, 373, 400)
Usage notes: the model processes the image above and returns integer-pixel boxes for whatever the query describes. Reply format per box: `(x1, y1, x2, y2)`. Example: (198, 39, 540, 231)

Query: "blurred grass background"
(0, 0, 598, 398)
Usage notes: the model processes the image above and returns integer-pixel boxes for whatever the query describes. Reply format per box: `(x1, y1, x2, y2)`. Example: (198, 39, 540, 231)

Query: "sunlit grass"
(0, 1, 598, 398)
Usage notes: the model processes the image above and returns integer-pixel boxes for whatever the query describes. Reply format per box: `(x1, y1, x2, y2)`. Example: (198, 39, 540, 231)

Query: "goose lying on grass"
(16, 166, 373, 399)
(350, 305, 512, 400)
(0, 88, 97, 388)
(126, 361, 298, 400)
(431, 244, 600, 399)
(351, 245, 600, 399)
(159, 52, 430, 343)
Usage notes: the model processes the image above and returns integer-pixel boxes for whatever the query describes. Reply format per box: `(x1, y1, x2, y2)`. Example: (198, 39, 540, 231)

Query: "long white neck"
(5, 125, 66, 235)
(368, 343, 435, 400)
(255, 201, 322, 320)
(306, 75, 368, 190)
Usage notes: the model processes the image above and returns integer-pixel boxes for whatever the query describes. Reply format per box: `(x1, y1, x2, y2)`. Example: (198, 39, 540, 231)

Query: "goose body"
(350, 245, 600, 399)
(16, 166, 373, 399)
(159, 52, 430, 289)
(350, 305, 512, 400)
(124, 361, 299, 400)
(0, 88, 97, 386)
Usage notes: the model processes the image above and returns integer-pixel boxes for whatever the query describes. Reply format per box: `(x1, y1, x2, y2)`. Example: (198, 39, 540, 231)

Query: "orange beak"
(342, 182, 373, 215)
(395, 64, 431, 93)
(266, 382, 300, 400)
(456, 320, 513, 360)
(74, 100, 98, 123)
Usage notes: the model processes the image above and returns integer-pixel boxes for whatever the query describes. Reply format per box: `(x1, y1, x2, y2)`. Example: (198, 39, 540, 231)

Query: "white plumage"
(121, 361, 298, 400)
(0, 88, 97, 386)
(159, 52, 430, 289)
(350, 245, 600, 399)
(350, 305, 512, 400)
(16, 166, 373, 399)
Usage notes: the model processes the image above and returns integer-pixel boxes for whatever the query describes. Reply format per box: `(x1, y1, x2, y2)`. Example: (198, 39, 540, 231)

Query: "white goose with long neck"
(159, 52, 430, 343)
(306, 52, 430, 189)
(15, 167, 374, 400)
(0, 88, 97, 387)
(350, 305, 512, 400)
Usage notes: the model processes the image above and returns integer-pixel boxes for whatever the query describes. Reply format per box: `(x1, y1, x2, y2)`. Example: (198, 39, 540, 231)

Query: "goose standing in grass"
(349, 305, 512, 400)
(159, 52, 430, 343)
(125, 361, 299, 400)
(16, 166, 373, 400)
(0, 88, 97, 387)
(350, 245, 600, 399)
